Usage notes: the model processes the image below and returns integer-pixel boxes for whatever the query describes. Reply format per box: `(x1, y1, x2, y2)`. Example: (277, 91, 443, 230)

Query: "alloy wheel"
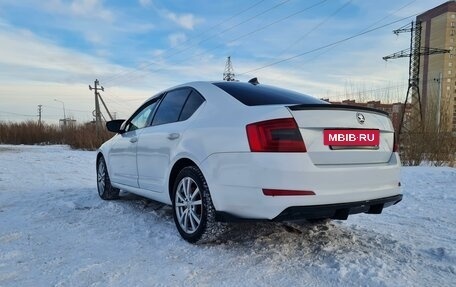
(97, 160, 106, 196)
(174, 177, 203, 234)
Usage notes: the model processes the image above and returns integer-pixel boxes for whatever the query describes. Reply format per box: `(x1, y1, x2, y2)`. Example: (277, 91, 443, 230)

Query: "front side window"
(152, 88, 191, 126)
(126, 99, 160, 132)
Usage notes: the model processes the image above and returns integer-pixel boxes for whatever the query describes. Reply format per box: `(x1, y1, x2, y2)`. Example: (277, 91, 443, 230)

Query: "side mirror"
(106, 119, 126, 134)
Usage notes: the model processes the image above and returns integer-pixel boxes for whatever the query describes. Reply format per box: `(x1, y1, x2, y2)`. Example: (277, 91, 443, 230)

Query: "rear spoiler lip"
(287, 104, 389, 117)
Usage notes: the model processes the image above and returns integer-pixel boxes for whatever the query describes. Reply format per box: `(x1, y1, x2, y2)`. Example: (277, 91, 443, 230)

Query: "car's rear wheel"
(97, 156, 120, 200)
(172, 166, 224, 243)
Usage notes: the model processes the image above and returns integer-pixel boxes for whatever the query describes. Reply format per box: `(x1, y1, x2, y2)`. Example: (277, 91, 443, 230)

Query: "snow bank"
(0, 145, 455, 286)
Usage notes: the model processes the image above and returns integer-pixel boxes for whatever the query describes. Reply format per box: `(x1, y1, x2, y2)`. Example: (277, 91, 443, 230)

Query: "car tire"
(96, 156, 120, 200)
(172, 166, 225, 243)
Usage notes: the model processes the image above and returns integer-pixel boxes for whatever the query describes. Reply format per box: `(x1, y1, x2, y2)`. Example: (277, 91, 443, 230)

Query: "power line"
(102, 0, 266, 84)
(0, 110, 37, 117)
(216, 0, 291, 37)
(103, 0, 292, 85)
(101, 93, 129, 106)
(101, 1, 424, 109)
(108, 0, 328, 87)
(336, 83, 407, 97)
(102, 96, 137, 112)
(271, 0, 418, 83)
(238, 13, 420, 76)
(279, 0, 352, 55)
(201, 0, 267, 33)
(41, 105, 91, 114)
(111, 2, 417, 88)
(102, 11, 419, 106)
(383, 20, 450, 137)
(263, 0, 354, 85)
(361, 0, 417, 33)
(213, 0, 329, 53)
(333, 75, 456, 98)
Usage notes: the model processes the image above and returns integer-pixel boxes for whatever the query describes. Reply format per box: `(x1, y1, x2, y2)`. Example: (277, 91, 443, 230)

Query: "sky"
(0, 0, 449, 123)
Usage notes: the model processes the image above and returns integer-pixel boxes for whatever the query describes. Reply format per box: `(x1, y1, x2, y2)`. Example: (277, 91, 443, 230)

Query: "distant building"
(321, 99, 411, 132)
(418, 1, 456, 133)
(59, 118, 76, 127)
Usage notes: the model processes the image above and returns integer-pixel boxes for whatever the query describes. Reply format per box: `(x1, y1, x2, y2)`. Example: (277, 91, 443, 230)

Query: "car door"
(137, 88, 205, 192)
(108, 98, 160, 187)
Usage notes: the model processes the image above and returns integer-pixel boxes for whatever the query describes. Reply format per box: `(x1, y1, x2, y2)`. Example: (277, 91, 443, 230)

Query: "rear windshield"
(213, 82, 327, 106)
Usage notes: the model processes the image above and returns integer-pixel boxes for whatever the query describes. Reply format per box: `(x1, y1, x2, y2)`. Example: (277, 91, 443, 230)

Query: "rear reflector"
(246, 118, 306, 152)
(263, 189, 315, 196)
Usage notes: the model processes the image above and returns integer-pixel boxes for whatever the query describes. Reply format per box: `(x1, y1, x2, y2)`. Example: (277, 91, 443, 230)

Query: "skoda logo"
(356, 112, 365, 124)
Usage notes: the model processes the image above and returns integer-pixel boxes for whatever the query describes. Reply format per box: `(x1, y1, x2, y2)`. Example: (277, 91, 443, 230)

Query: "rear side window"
(179, 91, 205, 121)
(152, 88, 191, 126)
(213, 82, 327, 106)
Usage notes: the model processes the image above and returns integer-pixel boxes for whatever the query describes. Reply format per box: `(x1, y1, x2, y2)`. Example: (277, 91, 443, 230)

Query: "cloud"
(0, 18, 204, 120)
(83, 30, 104, 45)
(165, 11, 202, 30)
(168, 33, 187, 48)
(138, 0, 152, 7)
(150, 49, 165, 57)
(0, 22, 110, 78)
(39, 0, 115, 22)
(0, 21, 165, 121)
(0, 0, 414, 123)
(70, 0, 114, 22)
(8, 0, 154, 48)
(119, 22, 155, 33)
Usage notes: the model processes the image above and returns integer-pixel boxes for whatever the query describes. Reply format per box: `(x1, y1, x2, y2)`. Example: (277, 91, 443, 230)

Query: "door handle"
(129, 137, 138, 143)
(167, 133, 180, 140)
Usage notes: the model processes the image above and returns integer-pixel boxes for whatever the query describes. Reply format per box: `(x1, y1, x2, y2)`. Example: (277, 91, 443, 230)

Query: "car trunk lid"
(287, 104, 395, 165)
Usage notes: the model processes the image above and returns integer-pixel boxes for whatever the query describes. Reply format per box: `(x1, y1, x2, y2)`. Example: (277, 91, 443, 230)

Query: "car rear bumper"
(200, 152, 402, 220)
(215, 194, 403, 222)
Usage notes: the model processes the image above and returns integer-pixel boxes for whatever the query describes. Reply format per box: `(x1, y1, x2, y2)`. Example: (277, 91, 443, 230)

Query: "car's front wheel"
(97, 156, 120, 200)
(172, 166, 224, 243)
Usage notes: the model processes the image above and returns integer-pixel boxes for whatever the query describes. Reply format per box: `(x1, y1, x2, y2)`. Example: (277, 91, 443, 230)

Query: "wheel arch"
(168, 158, 199, 202)
(96, 151, 104, 162)
(96, 151, 107, 170)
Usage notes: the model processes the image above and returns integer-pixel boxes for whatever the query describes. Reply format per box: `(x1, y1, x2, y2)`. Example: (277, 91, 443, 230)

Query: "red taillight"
(393, 133, 399, 152)
(246, 118, 306, 152)
(262, 189, 315, 196)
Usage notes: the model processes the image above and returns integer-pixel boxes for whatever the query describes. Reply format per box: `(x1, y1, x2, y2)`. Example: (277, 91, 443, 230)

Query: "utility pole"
(383, 21, 449, 139)
(37, 105, 42, 125)
(223, 56, 236, 81)
(89, 79, 104, 135)
(89, 79, 114, 136)
(54, 99, 67, 127)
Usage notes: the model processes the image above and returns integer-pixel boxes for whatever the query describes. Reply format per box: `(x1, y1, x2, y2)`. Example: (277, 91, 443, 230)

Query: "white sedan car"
(97, 80, 402, 243)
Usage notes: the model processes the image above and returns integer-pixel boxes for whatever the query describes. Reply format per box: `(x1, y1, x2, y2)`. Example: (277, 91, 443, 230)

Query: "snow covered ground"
(0, 145, 455, 287)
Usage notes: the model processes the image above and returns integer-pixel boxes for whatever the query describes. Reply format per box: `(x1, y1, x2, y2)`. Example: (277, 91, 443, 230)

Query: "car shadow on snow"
(117, 191, 174, 219)
(115, 191, 408, 260)
(112, 192, 429, 281)
(211, 220, 420, 281)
